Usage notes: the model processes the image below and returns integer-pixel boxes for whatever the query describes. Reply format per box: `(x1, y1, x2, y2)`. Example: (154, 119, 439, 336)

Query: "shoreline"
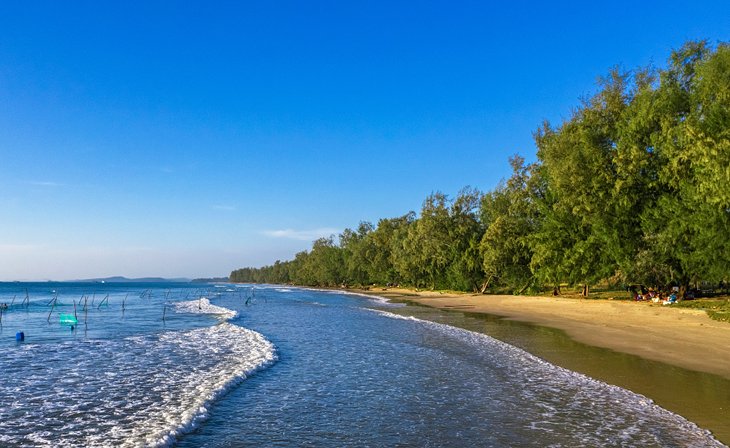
(353, 287, 730, 381)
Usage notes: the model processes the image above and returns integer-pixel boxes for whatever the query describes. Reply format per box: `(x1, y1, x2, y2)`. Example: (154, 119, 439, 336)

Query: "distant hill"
(70, 276, 191, 283)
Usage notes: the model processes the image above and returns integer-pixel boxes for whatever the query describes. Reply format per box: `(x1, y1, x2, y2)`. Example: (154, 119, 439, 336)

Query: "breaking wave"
(0, 301, 276, 447)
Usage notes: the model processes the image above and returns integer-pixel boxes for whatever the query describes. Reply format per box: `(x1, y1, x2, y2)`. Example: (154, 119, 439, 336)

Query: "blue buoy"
(16, 331, 24, 342)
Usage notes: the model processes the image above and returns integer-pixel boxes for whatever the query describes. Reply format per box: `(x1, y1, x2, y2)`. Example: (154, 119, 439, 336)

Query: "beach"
(357, 288, 730, 381)
(4, 283, 727, 446)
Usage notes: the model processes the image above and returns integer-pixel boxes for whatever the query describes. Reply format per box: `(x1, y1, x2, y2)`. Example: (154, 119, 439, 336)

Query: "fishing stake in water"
(47, 293, 59, 323)
(97, 294, 109, 309)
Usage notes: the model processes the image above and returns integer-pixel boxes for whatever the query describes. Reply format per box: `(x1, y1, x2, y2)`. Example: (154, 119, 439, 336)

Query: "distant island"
(70, 276, 191, 283)
(191, 277, 229, 283)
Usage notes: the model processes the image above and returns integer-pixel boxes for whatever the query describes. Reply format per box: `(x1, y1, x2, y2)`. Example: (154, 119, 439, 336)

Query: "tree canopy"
(230, 41, 729, 296)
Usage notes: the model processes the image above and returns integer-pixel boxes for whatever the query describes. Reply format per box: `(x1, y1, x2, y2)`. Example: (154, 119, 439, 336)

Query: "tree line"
(231, 41, 729, 297)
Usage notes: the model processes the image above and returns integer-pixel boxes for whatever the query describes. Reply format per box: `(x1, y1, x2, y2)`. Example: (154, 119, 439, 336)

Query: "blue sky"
(1, 1, 728, 280)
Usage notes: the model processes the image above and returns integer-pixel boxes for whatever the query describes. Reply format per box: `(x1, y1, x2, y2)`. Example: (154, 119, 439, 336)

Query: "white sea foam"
(0, 322, 276, 447)
(343, 291, 396, 306)
(371, 309, 726, 447)
(173, 297, 238, 319)
(297, 286, 401, 306)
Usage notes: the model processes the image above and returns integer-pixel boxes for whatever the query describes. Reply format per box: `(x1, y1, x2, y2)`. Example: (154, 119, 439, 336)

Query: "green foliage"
(531, 68, 631, 287)
(480, 156, 538, 292)
(340, 222, 374, 286)
(231, 40, 729, 296)
(676, 299, 730, 323)
(446, 187, 485, 291)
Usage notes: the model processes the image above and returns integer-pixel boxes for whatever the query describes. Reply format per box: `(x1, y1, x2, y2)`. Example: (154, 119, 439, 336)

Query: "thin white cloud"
(262, 227, 340, 241)
(211, 204, 236, 211)
(28, 181, 63, 187)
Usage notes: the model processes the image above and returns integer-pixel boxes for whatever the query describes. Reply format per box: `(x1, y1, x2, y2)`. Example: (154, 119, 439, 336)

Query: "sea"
(0, 282, 725, 447)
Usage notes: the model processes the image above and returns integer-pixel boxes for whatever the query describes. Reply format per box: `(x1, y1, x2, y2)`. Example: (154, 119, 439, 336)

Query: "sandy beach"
(358, 288, 730, 381)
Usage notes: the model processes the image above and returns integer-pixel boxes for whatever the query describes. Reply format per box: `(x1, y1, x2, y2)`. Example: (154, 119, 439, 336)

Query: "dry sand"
(358, 288, 730, 380)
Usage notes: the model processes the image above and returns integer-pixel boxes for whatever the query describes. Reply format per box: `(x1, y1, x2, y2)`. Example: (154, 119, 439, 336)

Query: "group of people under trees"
(629, 285, 689, 305)
(628, 282, 730, 305)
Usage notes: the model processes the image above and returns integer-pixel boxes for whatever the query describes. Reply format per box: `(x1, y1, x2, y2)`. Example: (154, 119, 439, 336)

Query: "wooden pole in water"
(73, 299, 77, 319)
(47, 297, 56, 323)
(122, 293, 127, 313)
(97, 294, 109, 309)
(10, 295, 16, 306)
(162, 303, 167, 321)
(23, 288, 30, 307)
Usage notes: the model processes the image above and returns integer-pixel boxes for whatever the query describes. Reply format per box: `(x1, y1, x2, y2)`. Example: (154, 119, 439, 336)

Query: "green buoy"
(59, 314, 78, 326)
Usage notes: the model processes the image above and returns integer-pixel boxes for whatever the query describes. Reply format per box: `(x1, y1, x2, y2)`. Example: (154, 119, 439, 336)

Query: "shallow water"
(178, 287, 725, 447)
(386, 301, 730, 445)
(0, 283, 725, 447)
(0, 282, 275, 447)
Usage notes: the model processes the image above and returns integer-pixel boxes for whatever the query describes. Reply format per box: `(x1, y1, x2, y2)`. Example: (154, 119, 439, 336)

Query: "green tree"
(395, 193, 452, 289)
(446, 187, 485, 292)
(532, 68, 631, 294)
(480, 156, 540, 292)
(340, 222, 375, 286)
(645, 41, 730, 291)
(367, 212, 415, 284)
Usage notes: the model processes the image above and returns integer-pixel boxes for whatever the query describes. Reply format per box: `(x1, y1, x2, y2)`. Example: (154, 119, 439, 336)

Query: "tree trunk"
(518, 281, 530, 295)
(479, 275, 493, 294)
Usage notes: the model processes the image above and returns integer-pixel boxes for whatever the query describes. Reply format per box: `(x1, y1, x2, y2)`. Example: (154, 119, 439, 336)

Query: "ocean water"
(0, 283, 725, 447)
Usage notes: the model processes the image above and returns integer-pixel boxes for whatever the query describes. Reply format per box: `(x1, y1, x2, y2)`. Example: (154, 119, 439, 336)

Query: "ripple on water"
(373, 310, 726, 448)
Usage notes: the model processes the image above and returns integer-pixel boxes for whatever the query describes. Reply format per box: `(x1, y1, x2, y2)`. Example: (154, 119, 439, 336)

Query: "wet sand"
(356, 288, 730, 381)
(352, 287, 730, 444)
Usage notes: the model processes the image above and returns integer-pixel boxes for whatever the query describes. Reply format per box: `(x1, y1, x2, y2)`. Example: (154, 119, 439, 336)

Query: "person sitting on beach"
(663, 292, 678, 305)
